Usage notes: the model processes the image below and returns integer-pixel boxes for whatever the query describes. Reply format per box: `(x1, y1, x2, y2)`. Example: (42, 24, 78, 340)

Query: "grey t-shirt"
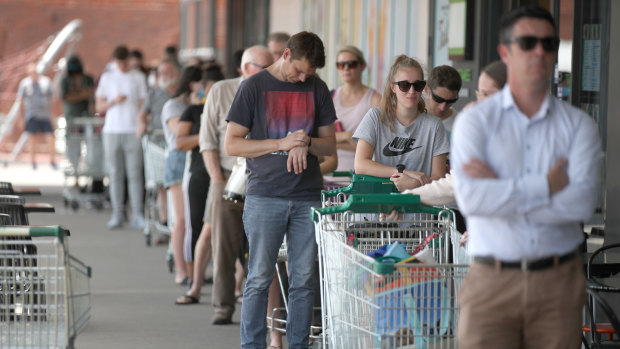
(18, 76, 53, 122)
(226, 70, 337, 200)
(161, 97, 188, 153)
(142, 87, 171, 130)
(353, 107, 449, 175)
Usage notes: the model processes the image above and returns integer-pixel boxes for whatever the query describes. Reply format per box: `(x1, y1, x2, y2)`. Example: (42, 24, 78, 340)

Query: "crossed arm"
(452, 115, 601, 224)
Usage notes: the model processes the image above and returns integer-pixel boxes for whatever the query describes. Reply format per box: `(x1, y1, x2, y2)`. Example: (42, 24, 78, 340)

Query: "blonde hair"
(336, 45, 366, 66)
(380, 55, 426, 131)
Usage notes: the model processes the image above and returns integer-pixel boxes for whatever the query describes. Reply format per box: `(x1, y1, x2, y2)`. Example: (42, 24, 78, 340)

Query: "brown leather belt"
(473, 250, 579, 271)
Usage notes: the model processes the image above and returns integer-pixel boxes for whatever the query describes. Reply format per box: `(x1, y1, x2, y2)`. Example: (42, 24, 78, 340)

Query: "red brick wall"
(0, 0, 180, 102)
(0, 0, 180, 150)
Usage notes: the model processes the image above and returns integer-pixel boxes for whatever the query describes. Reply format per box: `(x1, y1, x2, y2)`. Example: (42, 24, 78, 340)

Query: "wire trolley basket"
(0, 225, 91, 349)
(312, 193, 468, 349)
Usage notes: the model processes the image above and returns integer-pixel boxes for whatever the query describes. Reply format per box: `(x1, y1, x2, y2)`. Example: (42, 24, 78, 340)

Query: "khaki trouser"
(209, 179, 244, 318)
(457, 256, 585, 349)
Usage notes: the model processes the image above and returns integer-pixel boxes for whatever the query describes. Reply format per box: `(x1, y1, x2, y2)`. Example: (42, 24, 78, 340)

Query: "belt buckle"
(521, 259, 528, 271)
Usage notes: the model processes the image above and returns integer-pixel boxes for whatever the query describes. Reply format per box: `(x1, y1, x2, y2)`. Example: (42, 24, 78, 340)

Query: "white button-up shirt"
(451, 85, 602, 261)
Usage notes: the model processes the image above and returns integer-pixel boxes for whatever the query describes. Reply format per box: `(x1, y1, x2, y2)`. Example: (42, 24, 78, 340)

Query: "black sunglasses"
(392, 80, 426, 93)
(336, 60, 360, 70)
(431, 90, 459, 105)
(506, 36, 560, 52)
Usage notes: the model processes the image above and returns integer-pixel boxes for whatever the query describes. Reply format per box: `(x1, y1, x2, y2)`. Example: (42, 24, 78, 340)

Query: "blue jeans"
(241, 195, 320, 349)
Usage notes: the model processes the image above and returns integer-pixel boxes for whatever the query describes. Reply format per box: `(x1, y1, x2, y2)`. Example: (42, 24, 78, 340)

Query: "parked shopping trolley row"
(0, 181, 91, 349)
(0, 225, 91, 349)
(312, 192, 468, 349)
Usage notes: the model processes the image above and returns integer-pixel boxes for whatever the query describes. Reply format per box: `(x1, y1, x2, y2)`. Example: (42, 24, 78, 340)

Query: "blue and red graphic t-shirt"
(226, 70, 336, 200)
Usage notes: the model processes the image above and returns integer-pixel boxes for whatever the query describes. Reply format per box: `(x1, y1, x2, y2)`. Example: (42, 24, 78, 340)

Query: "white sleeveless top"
(332, 87, 377, 172)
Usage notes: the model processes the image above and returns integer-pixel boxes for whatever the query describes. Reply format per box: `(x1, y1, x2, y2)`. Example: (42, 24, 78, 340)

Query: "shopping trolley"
(0, 225, 91, 349)
(142, 131, 170, 246)
(312, 193, 468, 349)
(62, 117, 106, 211)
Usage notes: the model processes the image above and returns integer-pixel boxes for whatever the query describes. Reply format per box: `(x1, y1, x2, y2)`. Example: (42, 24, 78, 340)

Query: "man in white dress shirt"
(451, 5, 602, 348)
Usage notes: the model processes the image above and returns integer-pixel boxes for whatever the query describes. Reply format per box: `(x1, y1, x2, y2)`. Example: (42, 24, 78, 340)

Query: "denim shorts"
(26, 118, 53, 133)
(164, 149, 186, 188)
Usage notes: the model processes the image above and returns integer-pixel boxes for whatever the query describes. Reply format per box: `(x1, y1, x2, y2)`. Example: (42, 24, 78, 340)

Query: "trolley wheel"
(93, 201, 104, 210)
(145, 232, 152, 246)
(63, 198, 69, 208)
(71, 201, 79, 211)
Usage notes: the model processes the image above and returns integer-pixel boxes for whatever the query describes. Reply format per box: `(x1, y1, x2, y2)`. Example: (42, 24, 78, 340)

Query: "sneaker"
(107, 214, 124, 229)
(130, 215, 146, 230)
(50, 162, 58, 170)
(32, 163, 37, 170)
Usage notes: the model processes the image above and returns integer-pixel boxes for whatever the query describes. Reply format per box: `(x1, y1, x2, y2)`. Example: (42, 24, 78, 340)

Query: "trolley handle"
(0, 225, 70, 239)
(312, 193, 447, 221)
(329, 170, 354, 178)
(321, 174, 398, 199)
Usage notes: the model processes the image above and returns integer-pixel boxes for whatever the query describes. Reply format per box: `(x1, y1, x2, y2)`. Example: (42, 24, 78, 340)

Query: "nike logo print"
(382, 137, 421, 156)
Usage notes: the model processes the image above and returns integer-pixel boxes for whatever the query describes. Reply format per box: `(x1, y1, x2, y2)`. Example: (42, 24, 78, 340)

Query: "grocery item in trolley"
(312, 193, 466, 349)
(223, 157, 248, 203)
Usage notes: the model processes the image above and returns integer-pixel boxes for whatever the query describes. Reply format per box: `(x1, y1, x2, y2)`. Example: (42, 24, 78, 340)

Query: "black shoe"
(212, 317, 233, 325)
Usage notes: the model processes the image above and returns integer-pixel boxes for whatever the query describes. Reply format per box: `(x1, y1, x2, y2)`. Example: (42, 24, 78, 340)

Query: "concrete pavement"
(1, 161, 246, 348)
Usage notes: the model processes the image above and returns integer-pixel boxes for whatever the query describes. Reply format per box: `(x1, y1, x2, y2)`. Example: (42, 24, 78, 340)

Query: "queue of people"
(16, 5, 601, 348)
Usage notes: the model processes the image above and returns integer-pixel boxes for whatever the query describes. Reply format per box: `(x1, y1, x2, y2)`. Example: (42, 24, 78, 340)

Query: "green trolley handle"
(0, 225, 70, 241)
(321, 174, 399, 201)
(312, 193, 449, 222)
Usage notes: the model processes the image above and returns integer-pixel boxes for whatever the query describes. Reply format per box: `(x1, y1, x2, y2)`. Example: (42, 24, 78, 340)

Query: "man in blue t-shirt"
(225, 31, 336, 349)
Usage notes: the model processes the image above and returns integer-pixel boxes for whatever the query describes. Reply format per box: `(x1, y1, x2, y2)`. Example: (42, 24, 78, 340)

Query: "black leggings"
(184, 170, 210, 261)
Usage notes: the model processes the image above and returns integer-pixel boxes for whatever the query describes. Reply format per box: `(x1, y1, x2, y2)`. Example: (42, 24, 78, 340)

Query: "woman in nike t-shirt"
(353, 55, 449, 191)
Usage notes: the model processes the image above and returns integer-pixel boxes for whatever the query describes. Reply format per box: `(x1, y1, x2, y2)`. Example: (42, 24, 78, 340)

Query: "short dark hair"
(66, 55, 83, 75)
(287, 31, 325, 68)
(203, 64, 225, 85)
(268, 32, 290, 44)
(428, 65, 462, 92)
(129, 49, 143, 60)
(499, 5, 557, 44)
(113, 45, 129, 60)
(231, 48, 244, 77)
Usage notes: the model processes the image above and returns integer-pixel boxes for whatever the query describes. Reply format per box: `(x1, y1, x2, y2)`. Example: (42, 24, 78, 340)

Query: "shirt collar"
(501, 84, 552, 121)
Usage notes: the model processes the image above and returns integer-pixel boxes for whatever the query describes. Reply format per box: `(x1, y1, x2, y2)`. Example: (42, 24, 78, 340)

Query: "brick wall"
(0, 0, 180, 150)
(0, 0, 180, 104)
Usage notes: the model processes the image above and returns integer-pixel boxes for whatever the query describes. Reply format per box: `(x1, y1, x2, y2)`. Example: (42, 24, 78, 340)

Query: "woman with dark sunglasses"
(353, 55, 449, 191)
(331, 45, 381, 173)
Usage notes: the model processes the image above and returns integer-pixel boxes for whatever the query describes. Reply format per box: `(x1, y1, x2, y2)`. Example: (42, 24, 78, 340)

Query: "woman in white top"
(353, 55, 449, 191)
(161, 65, 203, 286)
(331, 46, 381, 172)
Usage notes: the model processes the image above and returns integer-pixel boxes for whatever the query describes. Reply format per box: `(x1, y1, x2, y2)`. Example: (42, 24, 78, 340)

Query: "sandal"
(175, 276, 189, 286)
(175, 294, 199, 305)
